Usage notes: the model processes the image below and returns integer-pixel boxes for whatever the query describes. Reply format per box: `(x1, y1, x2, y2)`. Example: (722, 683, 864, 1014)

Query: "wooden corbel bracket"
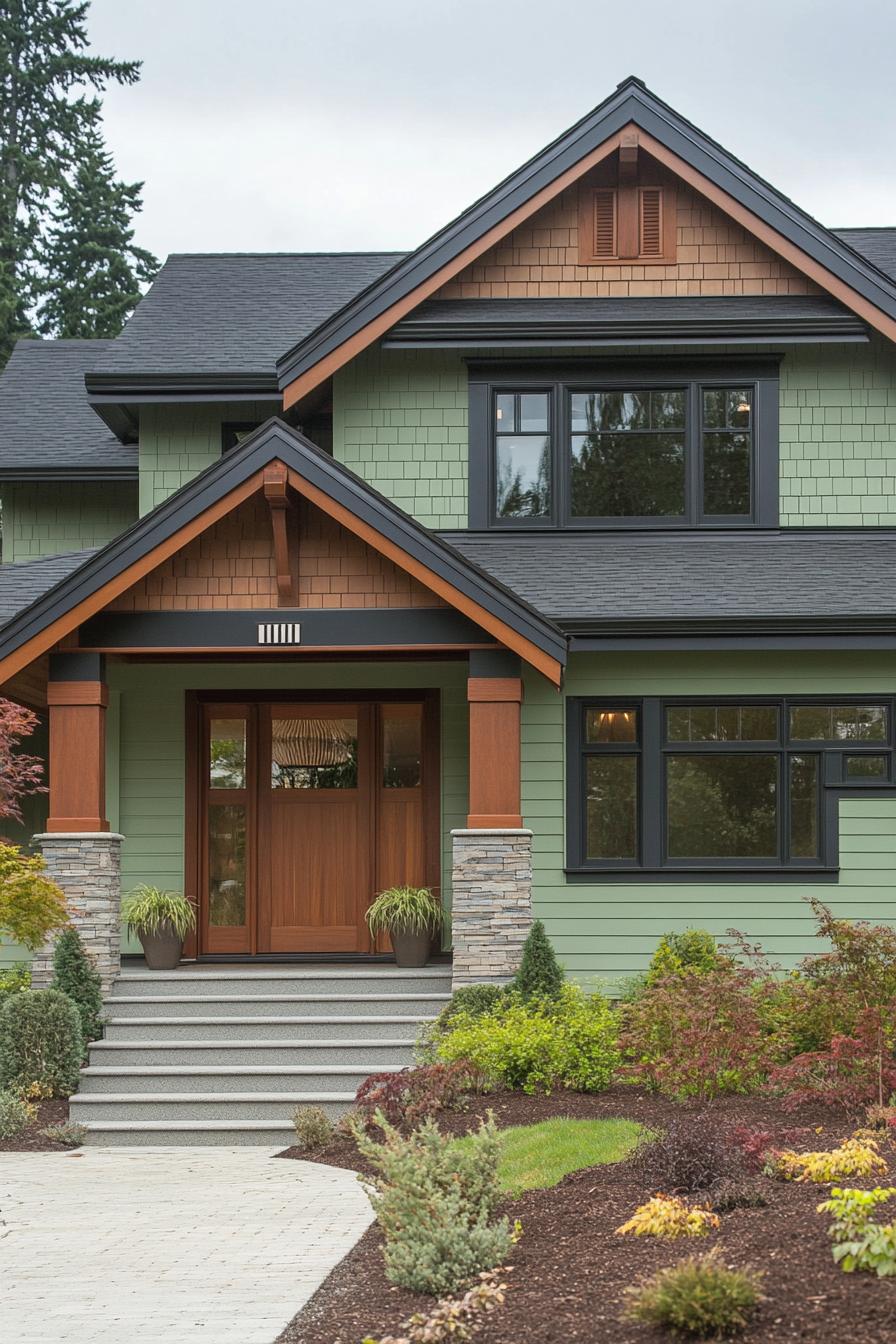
(263, 460, 298, 606)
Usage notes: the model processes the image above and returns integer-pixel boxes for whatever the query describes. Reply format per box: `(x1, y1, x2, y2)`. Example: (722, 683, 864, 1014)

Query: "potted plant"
(120, 885, 197, 971)
(366, 885, 443, 968)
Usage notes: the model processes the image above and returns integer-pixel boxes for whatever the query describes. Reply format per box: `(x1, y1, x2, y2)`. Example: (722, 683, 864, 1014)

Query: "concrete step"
(70, 1093, 355, 1122)
(104, 992, 451, 1019)
(89, 1038, 417, 1067)
(112, 967, 451, 998)
(80, 1120, 299, 1147)
(77, 1063, 404, 1095)
(102, 1014, 436, 1042)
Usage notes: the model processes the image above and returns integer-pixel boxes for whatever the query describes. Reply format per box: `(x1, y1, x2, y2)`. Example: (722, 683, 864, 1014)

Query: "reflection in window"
(570, 389, 686, 518)
(586, 707, 638, 744)
(666, 704, 778, 742)
(666, 755, 777, 859)
(702, 388, 752, 516)
(209, 719, 246, 789)
(271, 717, 358, 789)
(208, 804, 246, 925)
(586, 756, 638, 860)
(846, 755, 888, 779)
(383, 705, 422, 788)
(495, 391, 551, 518)
(789, 704, 888, 742)
(790, 755, 819, 859)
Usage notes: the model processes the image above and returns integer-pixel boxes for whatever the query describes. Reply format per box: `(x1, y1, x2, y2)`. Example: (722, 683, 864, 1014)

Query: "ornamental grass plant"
(120, 885, 196, 939)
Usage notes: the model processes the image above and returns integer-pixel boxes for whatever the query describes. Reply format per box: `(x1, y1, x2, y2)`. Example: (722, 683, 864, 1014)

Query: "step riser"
(89, 1042, 417, 1066)
(71, 1098, 353, 1122)
(103, 1016, 434, 1041)
(112, 972, 451, 998)
(106, 994, 449, 1019)
(78, 1068, 396, 1095)
(84, 1127, 301, 1147)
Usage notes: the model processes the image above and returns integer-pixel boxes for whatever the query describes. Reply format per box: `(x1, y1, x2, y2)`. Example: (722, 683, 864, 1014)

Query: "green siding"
(780, 338, 896, 525)
(332, 348, 468, 528)
(138, 402, 278, 514)
(108, 660, 468, 953)
(2, 482, 138, 562)
(522, 651, 896, 991)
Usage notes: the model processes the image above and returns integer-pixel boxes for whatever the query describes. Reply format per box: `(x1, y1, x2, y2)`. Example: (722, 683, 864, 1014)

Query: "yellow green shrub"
(616, 1194, 721, 1239)
(768, 1134, 887, 1183)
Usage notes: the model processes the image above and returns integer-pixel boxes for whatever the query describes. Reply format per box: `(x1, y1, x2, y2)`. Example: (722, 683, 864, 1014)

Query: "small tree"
(52, 924, 103, 1048)
(0, 843, 66, 950)
(0, 988, 82, 1097)
(513, 919, 563, 1000)
(0, 698, 46, 824)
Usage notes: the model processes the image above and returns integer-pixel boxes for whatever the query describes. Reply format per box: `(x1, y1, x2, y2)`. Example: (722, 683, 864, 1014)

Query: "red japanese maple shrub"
(0, 699, 45, 826)
(354, 1061, 489, 1129)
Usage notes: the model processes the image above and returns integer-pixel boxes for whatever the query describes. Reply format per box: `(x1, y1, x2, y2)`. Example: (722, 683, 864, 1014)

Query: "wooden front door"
(194, 694, 439, 956)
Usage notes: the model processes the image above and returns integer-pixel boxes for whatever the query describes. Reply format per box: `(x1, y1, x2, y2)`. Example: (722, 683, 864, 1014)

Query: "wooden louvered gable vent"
(639, 187, 662, 257)
(593, 189, 617, 258)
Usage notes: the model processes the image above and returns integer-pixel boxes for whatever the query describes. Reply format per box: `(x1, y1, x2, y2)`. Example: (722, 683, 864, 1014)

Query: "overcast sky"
(87, 0, 896, 262)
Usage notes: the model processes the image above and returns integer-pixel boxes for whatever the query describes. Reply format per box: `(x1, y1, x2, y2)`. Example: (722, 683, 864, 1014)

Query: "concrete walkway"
(0, 1146, 374, 1344)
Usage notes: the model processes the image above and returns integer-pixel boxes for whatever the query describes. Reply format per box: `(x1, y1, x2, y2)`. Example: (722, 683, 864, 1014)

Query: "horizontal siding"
(523, 651, 896, 991)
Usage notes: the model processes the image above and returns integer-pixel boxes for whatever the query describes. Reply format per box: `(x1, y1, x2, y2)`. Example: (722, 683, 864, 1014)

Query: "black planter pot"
(137, 920, 184, 971)
(390, 926, 433, 968)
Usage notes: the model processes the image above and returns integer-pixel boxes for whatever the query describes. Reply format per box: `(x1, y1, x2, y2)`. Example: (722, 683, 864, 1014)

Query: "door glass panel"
(209, 719, 246, 789)
(382, 704, 422, 787)
(271, 716, 358, 789)
(789, 754, 819, 859)
(666, 754, 777, 858)
(208, 804, 246, 925)
(585, 756, 638, 860)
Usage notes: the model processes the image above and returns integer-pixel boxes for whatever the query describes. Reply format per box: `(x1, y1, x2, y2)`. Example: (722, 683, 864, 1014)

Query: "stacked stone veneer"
(451, 829, 533, 987)
(30, 834, 124, 996)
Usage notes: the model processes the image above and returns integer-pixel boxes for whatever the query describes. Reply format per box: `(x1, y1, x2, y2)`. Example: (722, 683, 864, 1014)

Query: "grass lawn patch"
(459, 1115, 646, 1196)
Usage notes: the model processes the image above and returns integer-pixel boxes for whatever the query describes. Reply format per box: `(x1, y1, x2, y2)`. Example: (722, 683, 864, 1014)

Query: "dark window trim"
(565, 694, 896, 881)
(468, 358, 779, 530)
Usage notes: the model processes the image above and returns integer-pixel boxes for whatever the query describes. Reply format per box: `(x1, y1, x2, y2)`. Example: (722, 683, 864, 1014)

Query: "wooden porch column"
(46, 654, 109, 832)
(466, 672, 523, 829)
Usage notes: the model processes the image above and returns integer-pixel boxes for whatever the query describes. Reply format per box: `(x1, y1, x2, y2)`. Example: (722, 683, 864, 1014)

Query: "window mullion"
(689, 381, 702, 525)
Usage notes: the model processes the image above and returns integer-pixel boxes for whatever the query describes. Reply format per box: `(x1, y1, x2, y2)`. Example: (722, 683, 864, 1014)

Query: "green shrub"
(817, 1186, 896, 1275)
(513, 920, 563, 1000)
(52, 925, 104, 1048)
(40, 1121, 87, 1147)
(352, 1111, 516, 1296)
(437, 983, 618, 1094)
(291, 1105, 334, 1151)
(647, 928, 726, 985)
(0, 988, 83, 1097)
(0, 1087, 32, 1138)
(624, 1250, 763, 1336)
(0, 962, 30, 1004)
(0, 843, 67, 950)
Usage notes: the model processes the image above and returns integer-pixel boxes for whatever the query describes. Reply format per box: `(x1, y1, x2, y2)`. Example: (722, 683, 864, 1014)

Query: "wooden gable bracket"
(263, 460, 298, 606)
(617, 130, 639, 258)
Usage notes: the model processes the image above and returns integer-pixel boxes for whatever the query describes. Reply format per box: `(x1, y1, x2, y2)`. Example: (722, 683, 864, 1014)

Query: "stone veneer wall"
(450, 829, 533, 987)
(30, 834, 124, 995)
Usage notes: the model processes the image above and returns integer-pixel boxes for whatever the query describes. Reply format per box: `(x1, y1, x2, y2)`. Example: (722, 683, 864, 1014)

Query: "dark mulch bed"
(0, 1099, 71, 1152)
(278, 1086, 896, 1344)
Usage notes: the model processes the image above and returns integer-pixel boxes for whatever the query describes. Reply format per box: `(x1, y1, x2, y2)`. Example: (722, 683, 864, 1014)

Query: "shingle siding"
(780, 338, 896, 525)
(138, 402, 276, 513)
(2, 482, 137, 562)
(332, 349, 468, 530)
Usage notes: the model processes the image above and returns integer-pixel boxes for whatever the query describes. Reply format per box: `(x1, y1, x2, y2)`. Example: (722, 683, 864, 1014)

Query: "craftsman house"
(2, 77, 896, 1141)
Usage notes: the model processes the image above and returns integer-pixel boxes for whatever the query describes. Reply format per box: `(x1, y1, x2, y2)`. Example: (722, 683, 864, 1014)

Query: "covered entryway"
(194, 692, 440, 956)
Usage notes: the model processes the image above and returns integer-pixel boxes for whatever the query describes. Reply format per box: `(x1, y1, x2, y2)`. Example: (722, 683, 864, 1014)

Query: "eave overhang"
(277, 77, 896, 405)
(85, 372, 282, 443)
(566, 614, 896, 651)
(0, 466, 138, 482)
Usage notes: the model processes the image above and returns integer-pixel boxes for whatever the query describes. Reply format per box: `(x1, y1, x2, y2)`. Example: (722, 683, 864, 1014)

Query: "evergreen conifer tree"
(513, 919, 564, 1000)
(51, 923, 103, 1048)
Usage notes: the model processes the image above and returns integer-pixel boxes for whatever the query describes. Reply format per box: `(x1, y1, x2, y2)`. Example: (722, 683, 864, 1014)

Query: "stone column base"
(450, 828, 533, 989)
(30, 833, 124, 997)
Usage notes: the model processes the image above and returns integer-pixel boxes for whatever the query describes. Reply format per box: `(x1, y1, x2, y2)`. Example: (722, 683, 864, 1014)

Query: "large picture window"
(468, 362, 779, 529)
(566, 697, 895, 878)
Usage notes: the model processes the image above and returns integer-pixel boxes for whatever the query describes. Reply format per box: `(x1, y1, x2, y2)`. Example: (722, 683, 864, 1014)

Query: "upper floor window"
(469, 362, 779, 530)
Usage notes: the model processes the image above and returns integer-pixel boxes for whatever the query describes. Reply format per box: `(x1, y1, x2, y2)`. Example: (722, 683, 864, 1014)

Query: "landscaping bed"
(0, 1098, 71, 1151)
(278, 1087, 896, 1344)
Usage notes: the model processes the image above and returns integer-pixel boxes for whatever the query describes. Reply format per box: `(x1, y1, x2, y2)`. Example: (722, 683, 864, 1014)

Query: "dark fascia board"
(275, 77, 896, 389)
(382, 314, 869, 348)
(86, 374, 282, 444)
(0, 417, 566, 672)
(567, 614, 896, 650)
(0, 467, 138, 482)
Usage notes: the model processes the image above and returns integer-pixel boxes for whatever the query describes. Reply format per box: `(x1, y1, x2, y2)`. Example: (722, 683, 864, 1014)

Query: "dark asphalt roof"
(835, 229, 896, 282)
(0, 549, 97, 626)
(0, 341, 137, 474)
(91, 252, 406, 377)
(448, 530, 896, 626)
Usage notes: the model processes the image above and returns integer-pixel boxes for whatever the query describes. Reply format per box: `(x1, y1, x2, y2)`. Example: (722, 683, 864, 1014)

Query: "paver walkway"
(0, 1146, 374, 1344)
